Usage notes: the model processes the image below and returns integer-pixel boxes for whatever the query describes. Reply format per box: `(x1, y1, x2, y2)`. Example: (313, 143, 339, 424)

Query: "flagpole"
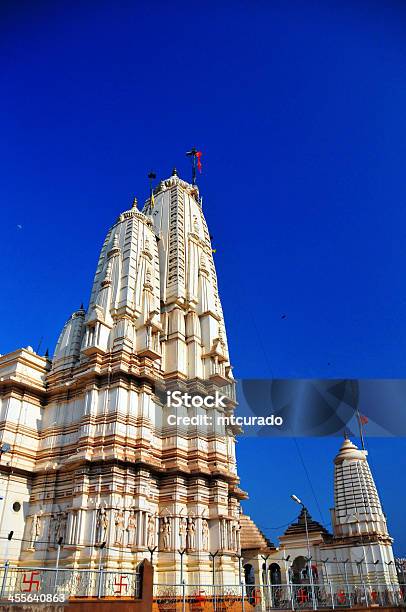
(147, 171, 156, 212)
(351, 380, 365, 451)
(192, 154, 196, 185)
(357, 408, 366, 451)
(186, 148, 197, 185)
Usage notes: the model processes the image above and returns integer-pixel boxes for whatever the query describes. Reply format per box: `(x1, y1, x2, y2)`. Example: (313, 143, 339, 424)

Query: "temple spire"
(332, 437, 390, 541)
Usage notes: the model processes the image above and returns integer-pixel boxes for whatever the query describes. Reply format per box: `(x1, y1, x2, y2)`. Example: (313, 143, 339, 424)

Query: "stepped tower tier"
(322, 437, 397, 586)
(0, 172, 245, 585)
(332, 438, 390, 542)
(143, 170, 232, 382)
(52, 199, 161, 372)
(52, 171, 232, 385)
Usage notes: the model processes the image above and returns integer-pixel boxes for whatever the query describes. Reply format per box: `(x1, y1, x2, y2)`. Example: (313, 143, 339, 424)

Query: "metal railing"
(153, 582, 406, 610)
(0, 566, 404, 609)
(0, 564, 141, 601)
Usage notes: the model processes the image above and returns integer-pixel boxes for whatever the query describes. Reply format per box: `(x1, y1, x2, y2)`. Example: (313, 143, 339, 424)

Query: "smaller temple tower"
(332, 438, 390, 540)
(278, 509, 332, 584)
(244, 437, 399, 590)
(324, 437, 397, 585)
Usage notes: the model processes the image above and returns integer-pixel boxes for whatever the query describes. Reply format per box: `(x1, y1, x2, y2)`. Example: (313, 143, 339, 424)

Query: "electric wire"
(249, 311, 326, 525)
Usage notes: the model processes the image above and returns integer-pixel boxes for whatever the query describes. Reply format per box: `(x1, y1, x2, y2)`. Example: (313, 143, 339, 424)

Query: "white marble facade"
(0, 172, 244, 584)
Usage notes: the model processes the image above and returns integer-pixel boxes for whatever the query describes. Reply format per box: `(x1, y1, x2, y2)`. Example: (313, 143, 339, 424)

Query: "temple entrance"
(244, 563, 255, 585)
(270, 562, 281, 584)
(262, 562, 282, 585)
(269, 563, 283, 607)
(244, 563, 256, 604)
(291, 556, 307, 584)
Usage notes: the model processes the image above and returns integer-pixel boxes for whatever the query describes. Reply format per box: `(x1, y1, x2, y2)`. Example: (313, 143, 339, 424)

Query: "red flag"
(196, 151, 202, 173)
(359, 414, 368, 425)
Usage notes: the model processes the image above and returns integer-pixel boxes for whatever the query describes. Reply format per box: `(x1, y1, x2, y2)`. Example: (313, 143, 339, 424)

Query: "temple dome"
(334, 437, 367, 464)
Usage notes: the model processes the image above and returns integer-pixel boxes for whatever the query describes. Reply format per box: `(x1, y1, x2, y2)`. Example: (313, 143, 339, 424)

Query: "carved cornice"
(116, 209, 153, 227)
(153, 176, 200, 201)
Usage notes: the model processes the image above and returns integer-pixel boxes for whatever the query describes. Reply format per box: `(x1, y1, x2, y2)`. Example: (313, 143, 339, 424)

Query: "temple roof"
(240, 514, 276, 553)
(282, 508, 332, 538)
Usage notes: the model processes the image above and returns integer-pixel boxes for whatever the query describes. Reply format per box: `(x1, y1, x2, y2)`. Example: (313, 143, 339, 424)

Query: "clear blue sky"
(1, 1, 406, 553)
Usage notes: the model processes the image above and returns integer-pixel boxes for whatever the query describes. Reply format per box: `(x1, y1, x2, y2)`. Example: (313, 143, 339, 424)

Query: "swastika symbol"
(114, 574, 128, 595)
(297, 588, 309, 603)
(22, 571, 40, 592)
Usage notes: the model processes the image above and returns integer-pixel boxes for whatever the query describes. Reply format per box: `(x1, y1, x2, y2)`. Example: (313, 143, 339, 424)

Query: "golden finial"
(132, 196, 138, 209)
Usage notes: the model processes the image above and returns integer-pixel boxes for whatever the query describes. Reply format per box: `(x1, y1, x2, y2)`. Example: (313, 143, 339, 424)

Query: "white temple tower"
(326, 437, 397, 585)
(268, 437, 398, 590)
(332, 438, 389, 540)
(0, 170, 245, 584)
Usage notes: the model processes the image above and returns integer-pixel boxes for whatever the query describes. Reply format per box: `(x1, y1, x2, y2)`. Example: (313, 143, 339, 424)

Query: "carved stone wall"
(0, 173, 244, 584)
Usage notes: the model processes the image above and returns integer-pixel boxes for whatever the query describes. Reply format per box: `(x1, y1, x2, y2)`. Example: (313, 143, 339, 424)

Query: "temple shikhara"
(0, 169, 400, 597)
(0, 170, 244, 584)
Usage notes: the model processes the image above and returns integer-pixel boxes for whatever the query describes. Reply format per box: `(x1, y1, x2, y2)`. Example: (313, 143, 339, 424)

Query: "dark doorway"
(291, 556, 307, 584)
(270, 563, 281, 584)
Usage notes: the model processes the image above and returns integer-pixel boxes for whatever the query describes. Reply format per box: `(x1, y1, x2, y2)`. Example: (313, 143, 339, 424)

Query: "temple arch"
(270, 562, 281, 584)
(291, 556, 307, 584)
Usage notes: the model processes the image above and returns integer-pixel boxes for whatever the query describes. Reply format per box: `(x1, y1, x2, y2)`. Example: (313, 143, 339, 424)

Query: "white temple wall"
(0, 394, 41, 437)
(0, 472, 31, 562)
(325, 543, 398, 585)
(200, 315, 220, 352)
(0, 394, 41, 472)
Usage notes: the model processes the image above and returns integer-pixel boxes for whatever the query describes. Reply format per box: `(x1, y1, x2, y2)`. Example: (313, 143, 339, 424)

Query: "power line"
(249, 311, 326, 525)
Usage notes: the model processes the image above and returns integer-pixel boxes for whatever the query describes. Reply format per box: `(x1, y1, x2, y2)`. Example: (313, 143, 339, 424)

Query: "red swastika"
(337, 591, 346, 604)
(22, 571, 40, 592)
(114, 574, 128, 595)
(297, 588, 309, 603)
